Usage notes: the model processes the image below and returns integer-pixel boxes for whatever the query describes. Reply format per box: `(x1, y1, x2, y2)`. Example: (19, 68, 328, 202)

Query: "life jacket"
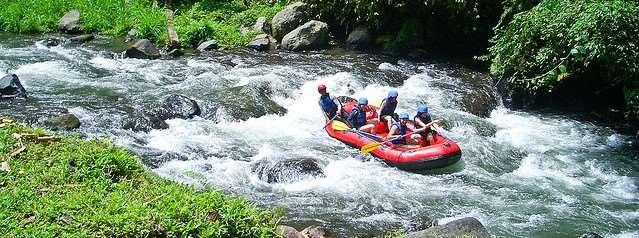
(379, 98, 397, 116)
(349, 106, 367, 129)
(414, 113, 432, 129)
(391, 122, 407, 144)
(319, 94, 338, 117)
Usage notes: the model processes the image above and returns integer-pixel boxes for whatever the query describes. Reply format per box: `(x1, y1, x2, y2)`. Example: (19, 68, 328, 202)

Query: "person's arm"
(385, 126, 398, 140)
(424, 119, 444, 129)
(319, 101, 329, 121)
(414, 117, 427, 128)
(332, 96, 342, 115)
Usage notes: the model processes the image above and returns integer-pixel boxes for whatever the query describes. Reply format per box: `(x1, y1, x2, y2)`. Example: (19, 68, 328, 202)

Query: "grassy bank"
(0, 0, 285, 47)
(0, 120, 280, 237)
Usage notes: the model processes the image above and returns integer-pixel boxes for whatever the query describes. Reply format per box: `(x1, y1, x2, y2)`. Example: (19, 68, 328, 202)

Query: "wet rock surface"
(197, 40, 219, 52)
(69, 34, 94, 44)
(406, 217, 489, 238)
(125, 39, 161, 60)
(251, 158, 324, 183)
(44, 113, 81, 131)
(123, 95, 201, 132)
(207, 85, 286, 121)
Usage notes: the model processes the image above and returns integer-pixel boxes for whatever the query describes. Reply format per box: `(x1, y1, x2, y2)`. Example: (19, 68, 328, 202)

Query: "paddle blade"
(331, 121, 351, 131)
(360, 142, 382, 154)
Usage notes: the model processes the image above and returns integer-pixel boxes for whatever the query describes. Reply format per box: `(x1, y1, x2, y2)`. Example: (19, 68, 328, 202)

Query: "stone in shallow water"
(45, 113, 81, 131)
(69, 34, 94, 44)
(197, 40, 218, 52)
(125, 39, 160, 60)
(406, 217, 489, 238)
(251, 158, 324, 183)
(123, 94, 201, 132)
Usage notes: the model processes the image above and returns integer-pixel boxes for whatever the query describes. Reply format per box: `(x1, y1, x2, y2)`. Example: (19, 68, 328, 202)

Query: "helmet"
(317, 84, 327, 93)
(417, 105, 428, 113)
(388, 90, 398, 98)
(358, 97, 368, 105)
(399, 112, 409, 120)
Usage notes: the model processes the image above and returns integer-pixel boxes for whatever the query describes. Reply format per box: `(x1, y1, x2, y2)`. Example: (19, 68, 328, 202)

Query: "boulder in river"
(281, 20, 329, 51)
(207, 85, 286, 121)
(197, 40, 218, 52)
(251, 158, 324, 183)
(300, 226, 336, 238)
(579, 233, 603, 238)
(271, 2, 313, 40)
(253, 16, 271, 34)
(69, 34, 94, 44)
(125, 39, 161, 60)
(345, 26, 371, 50)
(246, 34, 277, 51)
(45, 113, 81, 131)
(406, 217, 489, 238)
(45, 38, 61, 47)
(277, 225, 305, 238)
(123, 94, 201, 132)
(0, 74, 27, 99)
(59, 10, 82, 34)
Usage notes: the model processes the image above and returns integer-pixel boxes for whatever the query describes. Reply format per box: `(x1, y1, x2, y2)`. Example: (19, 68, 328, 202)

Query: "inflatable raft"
(325, 97, 461, 171)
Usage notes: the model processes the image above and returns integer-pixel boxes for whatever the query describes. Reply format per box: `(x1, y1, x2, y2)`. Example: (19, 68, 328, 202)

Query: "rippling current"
(1, 34, 638, 237)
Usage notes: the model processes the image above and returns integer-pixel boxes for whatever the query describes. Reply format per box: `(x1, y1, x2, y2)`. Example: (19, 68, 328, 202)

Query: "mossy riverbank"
(0, 119, 281, 237)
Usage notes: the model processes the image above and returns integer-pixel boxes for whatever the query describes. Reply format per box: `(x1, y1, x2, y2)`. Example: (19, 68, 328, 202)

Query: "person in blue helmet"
(378, 90, 399, 131)
(317, 84, 342, 122)
(348, 97, 376, 133)
(385, 112, 421, 145)
(414, 105, 443, 145)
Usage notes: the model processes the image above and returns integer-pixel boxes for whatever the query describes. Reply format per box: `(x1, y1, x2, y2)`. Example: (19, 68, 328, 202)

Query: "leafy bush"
(489, 0, 639, 91)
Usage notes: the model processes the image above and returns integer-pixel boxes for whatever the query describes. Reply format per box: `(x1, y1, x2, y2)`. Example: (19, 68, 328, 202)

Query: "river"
(1, 34, 637, 237)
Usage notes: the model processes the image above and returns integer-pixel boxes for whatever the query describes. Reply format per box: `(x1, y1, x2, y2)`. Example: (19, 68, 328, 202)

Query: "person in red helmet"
(317, 84, 342, 122)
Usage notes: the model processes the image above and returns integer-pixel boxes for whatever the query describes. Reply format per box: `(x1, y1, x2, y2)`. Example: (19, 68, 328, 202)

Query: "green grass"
(0, 0, 285, 48)
(0, 122, 281, 237)
(0, 0, 167, 43)
(174, 0, 285, 47)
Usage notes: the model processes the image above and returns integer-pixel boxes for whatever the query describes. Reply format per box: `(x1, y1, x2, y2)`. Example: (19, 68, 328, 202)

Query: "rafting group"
(317, 84, 462, 171)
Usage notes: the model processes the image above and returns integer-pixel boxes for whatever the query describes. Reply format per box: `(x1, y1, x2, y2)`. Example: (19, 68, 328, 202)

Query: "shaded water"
(1, 34, 638, 237)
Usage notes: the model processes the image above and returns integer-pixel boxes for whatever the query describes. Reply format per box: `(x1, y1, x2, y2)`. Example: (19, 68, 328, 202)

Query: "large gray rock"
(277, 225, 304, 238)
(125, 39, 160, 60)
(251, 158, 324, 183)
(246, 34, 277, 51)
(271, 2, 313, 40)
(59, 10, 82, 34)
(45, 113, 81, 131)
(0, 74, 27, 98)
(253, 17, 271, 34)
(406, 217, 490, 238)
(300, 226, 336, 238)
(197, 40, 218, 52)
(69, 34, 94, 44)
(207, 85, 287, 121)
(281, 20, 329, 51)
(345, 26, 371, 50)
(123, 94, 201, 132)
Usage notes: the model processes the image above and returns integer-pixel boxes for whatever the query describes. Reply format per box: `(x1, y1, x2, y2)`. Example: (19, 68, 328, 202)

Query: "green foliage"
(0, 123, 281, 237)
(489, 0, 639, 91)
(0, 0, 167, 43)
(174, 0, 285, 47)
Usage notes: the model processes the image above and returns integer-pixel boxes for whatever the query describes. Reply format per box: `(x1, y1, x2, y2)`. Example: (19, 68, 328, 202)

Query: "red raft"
(325, 98, 462, 171)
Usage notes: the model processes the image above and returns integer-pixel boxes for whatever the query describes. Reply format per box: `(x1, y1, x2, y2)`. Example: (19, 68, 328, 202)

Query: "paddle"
(331, 121, 382, 140)
(322, 114, 338, 129)
(360, 127, 428, 154)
